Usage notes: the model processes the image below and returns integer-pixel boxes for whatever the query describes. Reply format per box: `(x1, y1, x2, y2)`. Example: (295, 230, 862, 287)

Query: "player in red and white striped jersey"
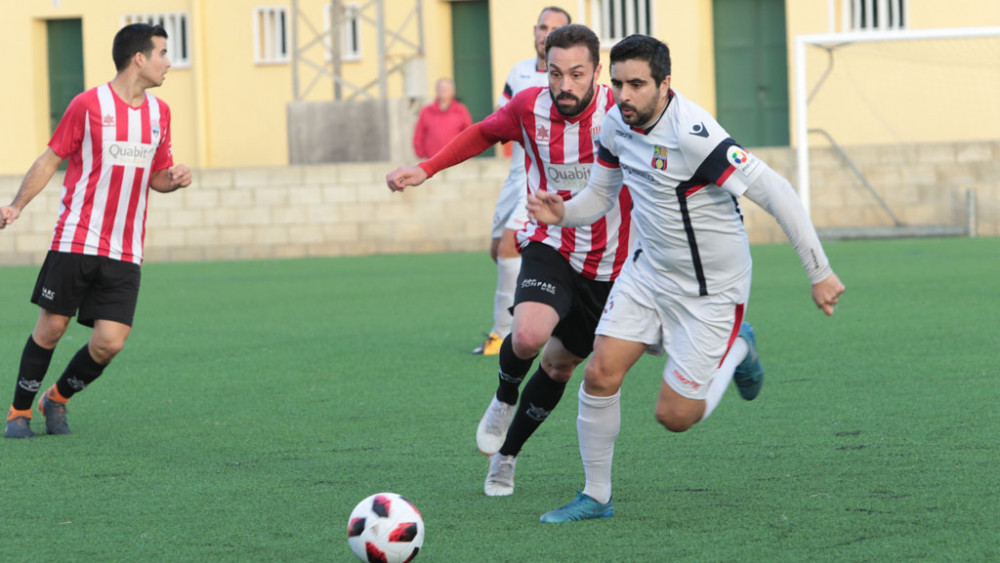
(475, 5, 571, 356)
(2, 23, 191, 439)
(387, 25, 630, 497)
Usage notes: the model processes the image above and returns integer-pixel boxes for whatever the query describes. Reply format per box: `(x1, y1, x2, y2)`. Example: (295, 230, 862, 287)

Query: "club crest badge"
(651, 145, 668, 170)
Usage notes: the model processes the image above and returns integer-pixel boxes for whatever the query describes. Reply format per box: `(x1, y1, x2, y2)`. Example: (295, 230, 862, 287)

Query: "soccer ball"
(347, 492, 424, 563)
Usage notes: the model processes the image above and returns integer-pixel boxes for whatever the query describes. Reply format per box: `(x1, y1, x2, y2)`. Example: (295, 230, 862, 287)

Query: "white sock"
(578, 385, 620, 505)
(492, 256, 520, 337)
(700, 338, 749, 421)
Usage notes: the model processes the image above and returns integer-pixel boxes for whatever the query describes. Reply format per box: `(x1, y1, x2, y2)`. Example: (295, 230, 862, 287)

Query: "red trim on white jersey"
(48, 83, 173, 265)
(481, 85, 631, 281)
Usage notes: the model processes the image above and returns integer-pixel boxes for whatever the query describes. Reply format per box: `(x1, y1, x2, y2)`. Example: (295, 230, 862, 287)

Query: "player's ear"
(594, 63, 603, 85)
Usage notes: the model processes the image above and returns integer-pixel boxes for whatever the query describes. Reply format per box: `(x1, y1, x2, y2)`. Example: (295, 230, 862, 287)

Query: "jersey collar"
(629, 89, 674, 135)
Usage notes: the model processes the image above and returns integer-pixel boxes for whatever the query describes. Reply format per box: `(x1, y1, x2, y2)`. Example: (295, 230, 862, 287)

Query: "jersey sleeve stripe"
(596, 142, 619, 167)
(696, 137, 739, 185)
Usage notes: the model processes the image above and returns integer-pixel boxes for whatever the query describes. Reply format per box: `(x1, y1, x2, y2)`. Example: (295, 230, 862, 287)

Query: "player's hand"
(386, 165, 428, 192)
(0, 206, 20, 230)
(526, 191, 565, 225)
(812, 273, 845, 316)
(168, 165, 192, 189)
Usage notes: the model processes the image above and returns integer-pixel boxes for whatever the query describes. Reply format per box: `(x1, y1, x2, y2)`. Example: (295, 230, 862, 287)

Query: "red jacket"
(412, 101, 473, 158)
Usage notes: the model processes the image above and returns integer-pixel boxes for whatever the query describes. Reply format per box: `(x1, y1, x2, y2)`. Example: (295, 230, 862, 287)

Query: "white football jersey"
(498, 58, 550, 189)
(597, 89, 766, 296)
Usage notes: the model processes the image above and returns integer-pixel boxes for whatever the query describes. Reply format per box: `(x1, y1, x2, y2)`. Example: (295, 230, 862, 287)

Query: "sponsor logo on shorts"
(40, 287, 55, 301)
(673, 369, 702, 390)
(521, 278, 556, 295)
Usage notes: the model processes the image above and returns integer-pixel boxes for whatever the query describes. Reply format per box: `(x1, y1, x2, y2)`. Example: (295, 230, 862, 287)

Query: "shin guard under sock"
(499, 366, 567, 457)
(12, 336, 55, 411)
(55, 345, 107, 400)
(495, 335, 535, 405)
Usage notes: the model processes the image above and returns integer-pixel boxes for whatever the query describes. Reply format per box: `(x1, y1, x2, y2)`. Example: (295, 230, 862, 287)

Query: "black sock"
(11, 335, 55, 411)
(55, 345, 107, 400)
(495, 335, 535, 405)
(499, 366, 567, 457)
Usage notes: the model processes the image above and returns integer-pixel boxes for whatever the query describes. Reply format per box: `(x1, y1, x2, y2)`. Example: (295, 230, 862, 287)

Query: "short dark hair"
(609, 35, 671, 85)
(545, 24, 600, 69)
(112, 23, 168, 71)
(538, 6, 572, 25)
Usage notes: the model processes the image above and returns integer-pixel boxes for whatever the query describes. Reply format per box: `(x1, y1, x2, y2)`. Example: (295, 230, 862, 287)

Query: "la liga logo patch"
(726, 146, 760, 176)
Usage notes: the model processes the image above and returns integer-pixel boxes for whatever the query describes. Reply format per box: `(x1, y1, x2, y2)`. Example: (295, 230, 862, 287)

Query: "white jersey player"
(473, 6, 571, 356)
(530, 35, 846, 523)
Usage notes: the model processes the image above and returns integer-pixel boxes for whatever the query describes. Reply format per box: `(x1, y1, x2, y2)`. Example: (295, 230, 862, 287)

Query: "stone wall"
(1, 141, 996, 267)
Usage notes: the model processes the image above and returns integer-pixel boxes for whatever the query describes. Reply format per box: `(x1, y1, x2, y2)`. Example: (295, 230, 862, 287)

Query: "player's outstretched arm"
(150, 165, 192, 193)
(812, 272, 846, 316)
(387, 122, 503, 193)
(386, 165, 428, 192)
(1, 148, 63, 230)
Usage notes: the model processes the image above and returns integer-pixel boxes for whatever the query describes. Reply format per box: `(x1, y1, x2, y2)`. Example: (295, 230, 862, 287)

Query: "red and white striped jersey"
(480, 85, 631, 281)
(47, 82, 173, 265)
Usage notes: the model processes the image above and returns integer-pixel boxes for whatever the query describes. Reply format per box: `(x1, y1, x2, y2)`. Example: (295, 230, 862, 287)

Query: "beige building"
(0, 1, 996, 266)
(1, 0, 998, 172)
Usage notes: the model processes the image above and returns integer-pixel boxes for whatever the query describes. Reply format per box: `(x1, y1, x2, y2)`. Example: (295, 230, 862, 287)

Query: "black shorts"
(31, 251, 142, 327)
(514, 242, 613, 358)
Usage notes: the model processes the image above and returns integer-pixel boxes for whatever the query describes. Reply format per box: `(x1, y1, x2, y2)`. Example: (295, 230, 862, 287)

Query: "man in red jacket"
(412, 78, 473, 158)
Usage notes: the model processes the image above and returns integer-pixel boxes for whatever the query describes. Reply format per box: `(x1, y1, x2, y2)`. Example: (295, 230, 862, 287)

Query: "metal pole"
(416, 0, 424, 56)
(966, 189, 977, 238)
(332, 0, 343, 100)
(291, 0, 299, 99)
(794, 35, 811, 217)
(376, 0, 388, 100)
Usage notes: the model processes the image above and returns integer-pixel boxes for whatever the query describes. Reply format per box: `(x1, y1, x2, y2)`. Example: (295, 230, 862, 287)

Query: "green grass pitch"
(1, 237, 997, 561)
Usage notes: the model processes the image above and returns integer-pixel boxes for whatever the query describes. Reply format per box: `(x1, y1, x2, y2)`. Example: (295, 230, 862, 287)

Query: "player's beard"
(617, 96, 660, 127)
(551, 82, 596, 118)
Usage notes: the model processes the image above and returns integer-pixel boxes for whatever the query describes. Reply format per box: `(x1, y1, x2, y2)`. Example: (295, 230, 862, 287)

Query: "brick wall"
(1, 141, 997, 266)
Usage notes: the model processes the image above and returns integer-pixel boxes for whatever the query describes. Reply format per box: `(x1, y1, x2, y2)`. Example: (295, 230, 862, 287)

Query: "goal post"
(792, 26, 1000, 228)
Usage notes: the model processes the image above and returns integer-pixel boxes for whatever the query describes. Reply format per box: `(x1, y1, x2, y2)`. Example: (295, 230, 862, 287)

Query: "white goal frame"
(792, 26, 1000, 217)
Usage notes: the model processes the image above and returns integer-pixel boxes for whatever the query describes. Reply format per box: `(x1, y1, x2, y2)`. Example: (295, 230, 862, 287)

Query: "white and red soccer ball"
(347, 492, 424, 563)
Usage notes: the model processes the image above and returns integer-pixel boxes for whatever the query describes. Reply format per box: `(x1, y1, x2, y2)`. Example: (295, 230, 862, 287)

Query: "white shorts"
(595, 266, 750, 400)
(491, 167, 529, 239)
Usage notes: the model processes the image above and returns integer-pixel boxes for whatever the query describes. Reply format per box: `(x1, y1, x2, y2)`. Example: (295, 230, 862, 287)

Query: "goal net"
(792, 27, 1000, 239)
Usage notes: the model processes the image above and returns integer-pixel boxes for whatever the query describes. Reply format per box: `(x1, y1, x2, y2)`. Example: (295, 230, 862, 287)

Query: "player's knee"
(583, 361, 621, 396)
(34, 317, 70, 348)
(510, 329, 545, 359)
(541, 360, 578, 383)
(89, 339, 126, 364)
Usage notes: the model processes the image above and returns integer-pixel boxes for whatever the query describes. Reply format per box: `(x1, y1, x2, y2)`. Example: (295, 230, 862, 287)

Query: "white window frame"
(589, 0, 653, 44)
(324, 2, 362, 62)
(841, 0, 908, 32)
(253, 6, 290, 64)
(122, 12, 192, 68)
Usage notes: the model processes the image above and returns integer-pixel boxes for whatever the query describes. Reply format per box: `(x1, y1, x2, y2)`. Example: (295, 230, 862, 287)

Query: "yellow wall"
(785, 0, 1000, 146)
(1, 0, 997, 176)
